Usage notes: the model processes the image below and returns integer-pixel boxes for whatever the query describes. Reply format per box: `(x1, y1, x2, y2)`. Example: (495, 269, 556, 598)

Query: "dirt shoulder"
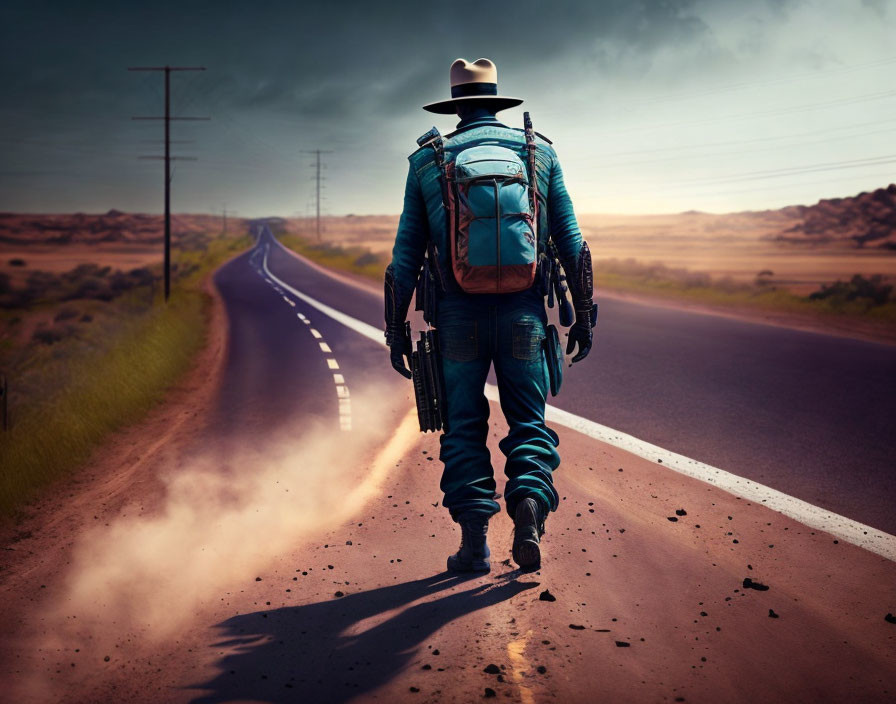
(0, 273, 229, 574)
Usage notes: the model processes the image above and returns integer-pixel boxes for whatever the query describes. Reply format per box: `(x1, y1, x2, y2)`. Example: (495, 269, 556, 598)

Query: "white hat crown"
(450, 58, 497, 87)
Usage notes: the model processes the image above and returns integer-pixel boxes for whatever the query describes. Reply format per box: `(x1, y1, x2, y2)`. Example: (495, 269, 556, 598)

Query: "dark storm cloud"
(3, 0, 891, 214)
(1, 0, 712, 121)
(0, 0, 719, 211)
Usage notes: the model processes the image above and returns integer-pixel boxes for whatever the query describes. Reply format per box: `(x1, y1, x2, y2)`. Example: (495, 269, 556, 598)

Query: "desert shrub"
(596, 258, 722, 289)
(25, 270, 61, 291)
(66, 276, 115, 301)
(107, 271, 131, 294)
(79, 313, 93, 323)
(809, 274, 893, 307)
(17, 271, 63, 305)
(354, 251, 381, 267)
(680, 270, 713, 288)
(755, 270, 775, 286)
(128, 267, 155, 285)
(54, 306, 80, 322)
(105, 267, 157, 295)
(173, 261, 200, 279)
(2, 262, 160, 310)
(8, 258, 25, 267)
(32, 324, 76, 345)
(61, 263, 108, 283)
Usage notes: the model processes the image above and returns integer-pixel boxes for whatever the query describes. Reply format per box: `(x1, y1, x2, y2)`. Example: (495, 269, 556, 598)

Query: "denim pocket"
(440, 322, 478, 362)
(512, 316, 545, 361)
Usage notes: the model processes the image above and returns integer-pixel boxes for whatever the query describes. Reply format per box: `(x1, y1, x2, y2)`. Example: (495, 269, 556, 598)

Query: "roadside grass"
(275, 232, 896, 332)
(595, 259, 896, 326)
(0, 233, 250, 519)
(278, 234, 389, 281)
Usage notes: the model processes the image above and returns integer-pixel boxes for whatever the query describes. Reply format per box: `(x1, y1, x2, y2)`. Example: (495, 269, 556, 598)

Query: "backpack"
(419, 113, 541, 294)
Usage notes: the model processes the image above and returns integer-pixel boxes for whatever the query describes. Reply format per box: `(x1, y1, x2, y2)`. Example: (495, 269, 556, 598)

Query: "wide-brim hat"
(423, 57, 523, 114)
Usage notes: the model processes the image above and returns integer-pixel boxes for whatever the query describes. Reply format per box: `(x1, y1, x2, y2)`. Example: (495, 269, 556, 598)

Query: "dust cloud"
(44, 383, 417, 648)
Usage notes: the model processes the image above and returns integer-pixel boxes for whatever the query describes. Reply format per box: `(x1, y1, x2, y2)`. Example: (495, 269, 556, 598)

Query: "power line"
(593, 157, 896, 196)
(654, 170, 896, 201)
(128, 65, 209, 302)
(591, 126, 896, 171)
(585, 115, 896, 161)
(676, 153, 896, 187)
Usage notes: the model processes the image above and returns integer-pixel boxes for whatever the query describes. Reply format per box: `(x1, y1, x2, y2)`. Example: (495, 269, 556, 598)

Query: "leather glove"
(385, 263, 413, 379)
(389, 338, 412, 379)
(566, 311, 593, 363)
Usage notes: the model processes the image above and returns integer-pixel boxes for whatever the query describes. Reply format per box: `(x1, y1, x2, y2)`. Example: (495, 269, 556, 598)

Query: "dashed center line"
(256, 244, 351, 431)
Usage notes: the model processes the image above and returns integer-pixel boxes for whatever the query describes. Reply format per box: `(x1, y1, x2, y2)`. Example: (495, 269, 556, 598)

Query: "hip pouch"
(447, 144, 537, 294)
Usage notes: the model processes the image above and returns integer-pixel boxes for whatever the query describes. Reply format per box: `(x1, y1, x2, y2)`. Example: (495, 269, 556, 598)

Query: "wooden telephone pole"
(129, 65, 208, 301)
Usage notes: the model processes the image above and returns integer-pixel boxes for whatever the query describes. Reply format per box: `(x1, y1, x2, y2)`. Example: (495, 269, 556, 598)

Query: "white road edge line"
(261, 240, 896, 561)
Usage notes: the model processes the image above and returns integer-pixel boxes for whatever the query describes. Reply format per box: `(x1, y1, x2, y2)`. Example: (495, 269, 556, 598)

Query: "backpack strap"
(413, 127, 448, 293)
(418, 127, 449, 205)
(523, 112, 540, 246)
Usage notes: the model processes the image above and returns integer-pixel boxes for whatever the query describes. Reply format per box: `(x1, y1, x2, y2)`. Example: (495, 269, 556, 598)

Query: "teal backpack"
(418, 113, 541, 294)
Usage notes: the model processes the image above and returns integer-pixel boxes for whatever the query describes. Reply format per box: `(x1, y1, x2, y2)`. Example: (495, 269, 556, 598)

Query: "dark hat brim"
(422, 95, 524, 114)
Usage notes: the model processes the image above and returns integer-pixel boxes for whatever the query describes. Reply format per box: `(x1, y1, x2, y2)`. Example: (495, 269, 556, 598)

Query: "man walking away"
(384, 58, 596, 571)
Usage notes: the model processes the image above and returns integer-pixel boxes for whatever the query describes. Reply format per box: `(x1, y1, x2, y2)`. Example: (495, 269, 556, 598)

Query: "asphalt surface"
(4, 225, 894, 704)
(241, 224, 896, 535)
(212, 231, 402, 443)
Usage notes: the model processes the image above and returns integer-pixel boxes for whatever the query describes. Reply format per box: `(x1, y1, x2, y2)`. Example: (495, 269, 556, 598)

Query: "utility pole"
(222, 204, 227, 237)
(302, 149, 332, 242)
(129, 65, 208, 301)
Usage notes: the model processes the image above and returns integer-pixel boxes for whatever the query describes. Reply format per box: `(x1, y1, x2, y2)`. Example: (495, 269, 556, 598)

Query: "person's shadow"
(188, 570, 538, 703)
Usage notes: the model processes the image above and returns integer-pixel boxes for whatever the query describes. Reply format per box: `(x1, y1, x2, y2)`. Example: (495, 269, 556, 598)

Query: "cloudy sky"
(1, 0, 894, 216)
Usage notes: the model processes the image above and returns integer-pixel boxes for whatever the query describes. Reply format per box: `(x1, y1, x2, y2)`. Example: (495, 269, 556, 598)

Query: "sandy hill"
(0, 211, 243, 246)
(772, 184, 896, 249)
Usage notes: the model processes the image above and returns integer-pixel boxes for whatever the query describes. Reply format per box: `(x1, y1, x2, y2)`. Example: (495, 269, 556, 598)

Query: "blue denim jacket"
(389, 115, 584, 306)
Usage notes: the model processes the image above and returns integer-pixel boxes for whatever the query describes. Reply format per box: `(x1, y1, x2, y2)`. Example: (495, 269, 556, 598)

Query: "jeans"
(437, 287, 561, 522)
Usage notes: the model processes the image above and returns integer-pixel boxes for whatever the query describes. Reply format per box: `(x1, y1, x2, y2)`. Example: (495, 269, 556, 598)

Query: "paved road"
(246, 224, 896, 535)
(6, 225, 893, 704)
